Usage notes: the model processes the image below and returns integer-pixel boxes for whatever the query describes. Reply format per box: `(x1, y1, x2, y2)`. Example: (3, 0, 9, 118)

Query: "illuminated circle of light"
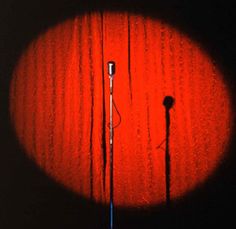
(9, 11, 232, 207)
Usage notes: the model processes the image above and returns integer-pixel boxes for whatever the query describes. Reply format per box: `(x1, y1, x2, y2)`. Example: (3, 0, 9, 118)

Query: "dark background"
(0, 0, 235, 228)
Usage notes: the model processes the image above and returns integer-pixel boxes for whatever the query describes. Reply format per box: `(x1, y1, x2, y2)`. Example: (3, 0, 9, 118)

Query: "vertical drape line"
(176, 33, 186, 193)
(160, 21, 166, 97)
(145, 93, 154, 198)
(49, 32, 57, 172)
(194, 47, 203, 182)
(58, 23, 66, 170)
(211, 61, 221, 161)
(68, 21, 77, 187)
(100, 11, 107, 197)
(41, 35, 47, 168)
(169, 29, 176, 97)
(32, 41, 38, 160)
(88, 13, 94, 199)
(183, 39, 195, 189)
(144, 19, 154, 199)
(188, 44, 200, 181)
(127, 14, 133, 102)
(77, 17, 83, 191)
(199, 54, 209, 174)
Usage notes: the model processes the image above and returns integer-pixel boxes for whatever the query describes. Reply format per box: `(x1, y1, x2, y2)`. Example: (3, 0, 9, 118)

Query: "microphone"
(108, 60, 115, 229)
(108, 61, 115, 76)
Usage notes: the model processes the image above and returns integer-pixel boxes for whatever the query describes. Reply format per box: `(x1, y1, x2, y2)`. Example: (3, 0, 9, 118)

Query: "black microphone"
(108, 61, 115, 76)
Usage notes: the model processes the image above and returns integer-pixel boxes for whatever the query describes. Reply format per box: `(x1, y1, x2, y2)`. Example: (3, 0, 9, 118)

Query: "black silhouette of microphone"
(163, 95, 175, 208)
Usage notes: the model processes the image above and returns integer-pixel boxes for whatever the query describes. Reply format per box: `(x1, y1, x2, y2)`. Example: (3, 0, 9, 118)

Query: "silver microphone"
(108, 60, 115, 229)
(108, 61, 115, 76)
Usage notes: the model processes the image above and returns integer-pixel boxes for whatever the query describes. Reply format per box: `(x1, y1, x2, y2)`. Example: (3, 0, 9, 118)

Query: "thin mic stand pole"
(109, 72, 114, 229)
(108, 61, 115, 229)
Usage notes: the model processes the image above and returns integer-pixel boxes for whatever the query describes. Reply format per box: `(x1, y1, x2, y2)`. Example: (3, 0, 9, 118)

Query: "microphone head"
(108, 61, 115, 75)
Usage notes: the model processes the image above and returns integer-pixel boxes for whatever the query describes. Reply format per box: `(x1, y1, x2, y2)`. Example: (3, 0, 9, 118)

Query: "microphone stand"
(108, 61, 115, 229)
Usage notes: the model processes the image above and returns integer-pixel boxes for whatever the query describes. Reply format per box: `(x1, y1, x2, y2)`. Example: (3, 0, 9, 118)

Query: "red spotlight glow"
(10, 12, 232, 207)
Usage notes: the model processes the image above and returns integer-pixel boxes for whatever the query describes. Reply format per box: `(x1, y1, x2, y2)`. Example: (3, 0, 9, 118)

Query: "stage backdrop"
(9, 11, 232, 207)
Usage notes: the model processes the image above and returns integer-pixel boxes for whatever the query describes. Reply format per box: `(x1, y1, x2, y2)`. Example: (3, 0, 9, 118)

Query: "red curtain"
(10, 11, 232, 207)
